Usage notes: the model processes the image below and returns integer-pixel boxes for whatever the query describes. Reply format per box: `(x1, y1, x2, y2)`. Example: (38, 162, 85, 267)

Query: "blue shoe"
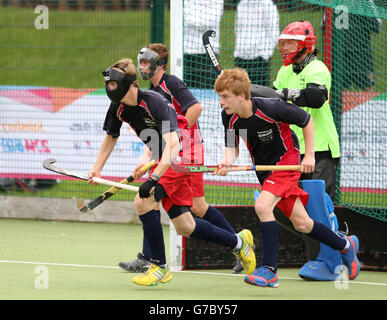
(244, 266, 279, 288)
(340, 235, 360, 280)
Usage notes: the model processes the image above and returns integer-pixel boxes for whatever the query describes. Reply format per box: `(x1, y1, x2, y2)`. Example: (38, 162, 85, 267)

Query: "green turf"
(0, 218, 386, 300)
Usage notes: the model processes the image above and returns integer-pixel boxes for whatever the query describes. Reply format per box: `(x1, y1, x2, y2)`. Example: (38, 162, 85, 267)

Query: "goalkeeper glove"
(275, 88, 301, 101)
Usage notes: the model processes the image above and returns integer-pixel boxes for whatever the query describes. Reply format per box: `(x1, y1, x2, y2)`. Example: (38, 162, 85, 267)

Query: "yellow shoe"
(234, 229, 256, 275)
(132, 263, 172, 287)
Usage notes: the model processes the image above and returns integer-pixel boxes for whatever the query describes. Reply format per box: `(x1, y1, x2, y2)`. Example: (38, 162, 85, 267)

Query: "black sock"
(260, 221, 279, 273)
(191, 218, 238, 249)
(308, 220, 347, 251)
(142, 210, 160, 260)
(139, 210, 165, 266)
(203, 206, 235, 233)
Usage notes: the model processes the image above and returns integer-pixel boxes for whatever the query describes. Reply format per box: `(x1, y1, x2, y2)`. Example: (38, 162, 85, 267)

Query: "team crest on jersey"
(144, 118, 157, 127)
(257, 129, 273, 143)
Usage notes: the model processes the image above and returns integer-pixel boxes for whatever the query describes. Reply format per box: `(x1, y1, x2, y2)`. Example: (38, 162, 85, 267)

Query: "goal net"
(171, 0, 386, 221)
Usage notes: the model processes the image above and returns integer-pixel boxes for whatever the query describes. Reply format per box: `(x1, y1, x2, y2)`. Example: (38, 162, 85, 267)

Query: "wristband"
(150, 173, 161, 181)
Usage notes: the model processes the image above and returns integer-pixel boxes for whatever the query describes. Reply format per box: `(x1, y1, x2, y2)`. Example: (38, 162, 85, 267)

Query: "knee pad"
(168, 205, 190, 219)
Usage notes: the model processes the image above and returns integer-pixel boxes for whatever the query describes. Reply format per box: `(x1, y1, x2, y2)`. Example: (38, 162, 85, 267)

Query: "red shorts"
(149, 165, 193, 212)
(262, 170, 309, 218)
(189, 172, 205, 198)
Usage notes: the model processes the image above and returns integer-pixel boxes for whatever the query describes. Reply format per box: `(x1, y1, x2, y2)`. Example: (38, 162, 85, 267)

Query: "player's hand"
(88, 170, 101, 185)
(300, 155, 315, 174)
(275, 88, 301, 101)
(213, 163, 229, 176)
(132, 162, 148, 180)
(139, 177, 158, 198)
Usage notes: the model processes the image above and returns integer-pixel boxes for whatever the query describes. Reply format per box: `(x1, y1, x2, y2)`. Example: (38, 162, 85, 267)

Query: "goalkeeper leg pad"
(298, 180, 344, 281)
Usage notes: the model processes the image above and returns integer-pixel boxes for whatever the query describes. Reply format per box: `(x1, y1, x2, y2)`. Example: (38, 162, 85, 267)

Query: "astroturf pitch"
(0, 218, 386, 300)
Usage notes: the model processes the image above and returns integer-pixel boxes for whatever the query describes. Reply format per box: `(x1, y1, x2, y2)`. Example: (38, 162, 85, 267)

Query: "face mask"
(102, 67, 137, 103)
(137, 47, 167, 80)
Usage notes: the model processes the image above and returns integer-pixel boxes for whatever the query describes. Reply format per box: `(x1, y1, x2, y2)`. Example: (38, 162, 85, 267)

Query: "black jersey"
(151, 73, 203, 143)
(222, 97, 311, 184)
(103, 89, 179, 159)
(150, 73, 198, 115)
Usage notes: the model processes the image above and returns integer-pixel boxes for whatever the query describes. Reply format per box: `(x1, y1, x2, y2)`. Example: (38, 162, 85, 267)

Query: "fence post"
(151, 0, 164, 43)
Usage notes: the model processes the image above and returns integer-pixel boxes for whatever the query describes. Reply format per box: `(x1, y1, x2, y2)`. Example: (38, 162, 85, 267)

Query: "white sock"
(233, 234, 242, 251)
(344, 238, 351, 251)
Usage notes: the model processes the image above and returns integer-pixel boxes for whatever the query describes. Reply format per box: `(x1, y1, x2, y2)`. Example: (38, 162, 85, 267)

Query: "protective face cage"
(277, 21, 316, 66)
(102, 67, 137, 103)
(137, 47, 168, 80)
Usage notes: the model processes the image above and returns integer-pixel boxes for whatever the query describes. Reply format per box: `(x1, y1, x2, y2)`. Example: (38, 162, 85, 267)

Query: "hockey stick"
(171, 161, 300, 173)
(76, 160, 155, 213)
(202, 29, 223, 76)
(202, 30, 280, 98)
(42, 158, 139, 192)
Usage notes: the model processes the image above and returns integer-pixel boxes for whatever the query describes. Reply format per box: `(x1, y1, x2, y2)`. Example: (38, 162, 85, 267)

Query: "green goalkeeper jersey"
(273, 59, 340, 158)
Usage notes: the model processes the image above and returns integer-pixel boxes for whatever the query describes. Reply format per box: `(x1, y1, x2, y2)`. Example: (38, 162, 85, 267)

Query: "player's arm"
(152, 131, 181, 178)
(275, 83, 328, 109)
(300, 117, 315, 173)
(185, 103, 203, 128)
(89, 134, 118, 183)
(215, 146, 239, 176)
(138, 130, 181, 199)
(132, 145, 153, 179)
(169, 75, 202, 128)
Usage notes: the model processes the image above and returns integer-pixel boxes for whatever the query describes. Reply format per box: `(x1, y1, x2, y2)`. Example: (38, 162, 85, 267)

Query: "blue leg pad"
(298, 180, 343, 280)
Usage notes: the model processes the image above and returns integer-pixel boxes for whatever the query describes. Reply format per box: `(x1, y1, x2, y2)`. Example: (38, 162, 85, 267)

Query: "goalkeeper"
(274, 21, 340, 201)
(271, 21, 360, 280)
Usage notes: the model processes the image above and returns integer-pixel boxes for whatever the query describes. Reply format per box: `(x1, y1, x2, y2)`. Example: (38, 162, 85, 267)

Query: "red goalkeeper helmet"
(277, 21, 316, 66)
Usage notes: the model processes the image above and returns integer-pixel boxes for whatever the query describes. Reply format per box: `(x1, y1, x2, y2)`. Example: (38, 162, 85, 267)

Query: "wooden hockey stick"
(42, 158, 140, 192)
(76, 160, 155, 213)
(171, 161, 301, 173)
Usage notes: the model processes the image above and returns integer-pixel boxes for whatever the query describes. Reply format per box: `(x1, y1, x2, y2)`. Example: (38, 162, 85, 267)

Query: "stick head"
(42, 158, 57, 170)
(202, 29, 216, 42)
(76, 198, 90, 213)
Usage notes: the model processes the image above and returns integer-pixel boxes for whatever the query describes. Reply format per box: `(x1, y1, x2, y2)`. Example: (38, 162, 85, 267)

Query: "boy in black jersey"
(214, 68, 360, 288)
(119, 43, 239, 273)
(89, 59, 256, 286)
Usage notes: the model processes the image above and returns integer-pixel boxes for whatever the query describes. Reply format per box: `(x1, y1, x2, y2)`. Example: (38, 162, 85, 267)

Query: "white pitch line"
(0, 259, 118, 269)
(1, 259, 386, 287)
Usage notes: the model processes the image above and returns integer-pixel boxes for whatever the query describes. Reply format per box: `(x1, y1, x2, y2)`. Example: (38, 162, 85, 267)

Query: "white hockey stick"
(42, 158, 139, 192)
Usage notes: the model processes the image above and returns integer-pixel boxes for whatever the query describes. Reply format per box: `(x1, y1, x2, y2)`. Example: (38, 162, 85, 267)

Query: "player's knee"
(168, 206, 194, 236)
(291, 215, 313, 233)
(134, 194, 154, 215)
(190, 198, 208, 218)
(255, 200, 272, 220)
(174, 218, 195, 237)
